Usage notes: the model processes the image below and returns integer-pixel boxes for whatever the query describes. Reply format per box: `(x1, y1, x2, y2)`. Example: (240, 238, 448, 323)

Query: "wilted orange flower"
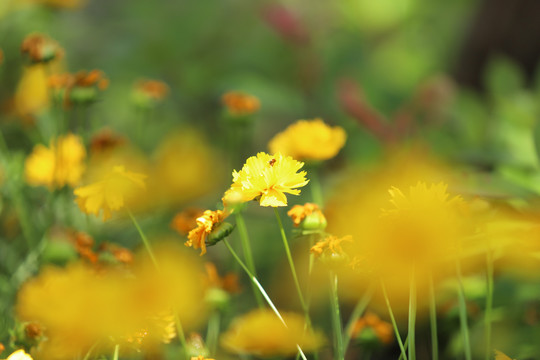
(171, 208, 205, 235)
(222, 91, 260, 116)
(2, 350, 33, 360)
(74, 165, 147, 221)
(221, 309, 325, 357)
(350, 312, 393, 344)
(25, 133, 86, 189)
(224, 152, 309, 207)
(268, 119, 346, 161)
(90, 128, 127, 156)
(49, 70, 108, 107)
(288, 203, 326, 228)
(186, 210, 227, 255)
(21, 33, 63, 64)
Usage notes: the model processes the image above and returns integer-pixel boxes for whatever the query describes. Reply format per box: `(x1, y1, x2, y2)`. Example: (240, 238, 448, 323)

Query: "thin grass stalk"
(456, 258, 472, 360)
(408, 267, 417, 360)
(329, 271, 344, 360)
(343, 283, 375, 351)
(381, 280, 408, 360)
(429, 273, 439, 360)
(485, 248, 494, 360)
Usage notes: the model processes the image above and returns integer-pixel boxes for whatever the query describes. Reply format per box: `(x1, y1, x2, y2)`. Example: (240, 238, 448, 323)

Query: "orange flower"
(350, 312, 393, 344)
(21, 33, 63, 64)
(90, 128, 127, 156)
(287, 203, 326, 229)
(205, 262, 240, 294)
(310, 235, 352, 258)
(222, 91, 260, 116)
(171, 208, 205, 236)
(133, 79, 169, 108)
(186, 210, 227, 255)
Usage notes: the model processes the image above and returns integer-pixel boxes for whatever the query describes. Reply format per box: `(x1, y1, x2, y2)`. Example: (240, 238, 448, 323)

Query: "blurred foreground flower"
(15, 65, 49, 120)
(2, 350, 32, 360)
(16, 243, 206, 359)
(25, 133, 86, 189)
(221, 91, 260, 117)
(74, 165, 146, 221)
(220, 309, 324, 357)
(224, 152, 309, 207)
(171, 208, 204, 236)
(269, 119, 346, 161)
(21, 33, 63, 64)
(349, 312, 393, 345)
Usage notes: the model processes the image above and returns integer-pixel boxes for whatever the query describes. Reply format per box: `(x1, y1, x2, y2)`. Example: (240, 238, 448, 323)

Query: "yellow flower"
(3, 350, 33, 360)
(25, 133, 86, 189)
(287, 202, 326, 228)
(15, 64, 49, 120)
(310, 235, 352, 258)
(494, 350, 516, 360)
(220, 309, 325, 357)
(224, 152, 309, 207)
(74, 165, 146, 221)
(221, 91, 260, 116)
(186, 210, 227, 255)
(268, 119, 346, 161)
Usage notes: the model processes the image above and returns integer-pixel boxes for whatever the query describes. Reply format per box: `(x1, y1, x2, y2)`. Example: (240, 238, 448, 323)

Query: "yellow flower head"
(287, 202, 326, 229)
(224, 152, 309, 207)
(74, 165, 146, 221)
(221, 91, 260, 116)
(25, 133, 86, 189)
(186, 210, 227, 255)
(220, 309, 325, 357)
(3, 350, 33, 360)
(310, 235, 352, 258)
(268, 119, 346, 161)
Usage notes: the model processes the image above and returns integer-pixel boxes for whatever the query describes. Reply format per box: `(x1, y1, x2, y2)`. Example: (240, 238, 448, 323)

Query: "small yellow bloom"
(268, 119, 346, 161)
(15, 64, 49, 120)
(25, 133, 86, 189)
(221, 309, 325, 357)
(310, 235, 352, 258)
(74, 165, 146, 221)
(186, 210, 226, 255)
(221, 91, 260, 116)
(224, 152, 309, 207)
(4, 350, 33, 360)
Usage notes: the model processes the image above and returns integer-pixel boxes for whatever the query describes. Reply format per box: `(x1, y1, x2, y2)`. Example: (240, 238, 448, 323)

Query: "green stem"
(398, 336, 410, 360)
(343, 283, 375, 351)
(235, 213, 264, 307)
(485, 249, 494, 360)
(127, 209, 159, 269)
(429, 274, 439, 360)
(456, 259, 472, 360)
(206, 311, 220, 355)
(408, 267, 417, 360)
(112, 344, 119, 360)
(223, 239, 308, 360)
(273, 208, 308, 314)
(81, 341, 99, 360)
(329, 271, 344, 360)
(381, 280, 408, 360)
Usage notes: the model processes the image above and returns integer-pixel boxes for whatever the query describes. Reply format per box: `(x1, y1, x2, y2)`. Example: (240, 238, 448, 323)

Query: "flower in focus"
(21, 33, 63, 64)
(220, 309, 325, 357)
(224, 152, 309, 207)
(25, 133, 86, 189)
(349, 312, 393, 344)
(74, 165, 146, 221)
(171, 208, 205, 236)
(186, 210, 227, 255)
(288, 202, 327, 230)
(132, 79, 169, 108)
(3, 350, 33, 360)
(268, 119, 346, 161)
(221, 91, 260, 117)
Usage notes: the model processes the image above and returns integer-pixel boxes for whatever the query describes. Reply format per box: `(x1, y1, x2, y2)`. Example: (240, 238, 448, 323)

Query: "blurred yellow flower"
(190, 357, 215, 360)
(494, 350, 516, 360)
(186, 210, 227, 255)
(268, 119, 346, 161)
(25, 133, 86, 189)
(74, 165, 146, 221)
(224, 152, 309, 207)
(221, 91, 260, 116)
(171, 208, 205, 236)
(3, 350, 33, 360)
(15, 65, 49, 120)
(310, 235, 352, 258)
(220, 309, 324, 357)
